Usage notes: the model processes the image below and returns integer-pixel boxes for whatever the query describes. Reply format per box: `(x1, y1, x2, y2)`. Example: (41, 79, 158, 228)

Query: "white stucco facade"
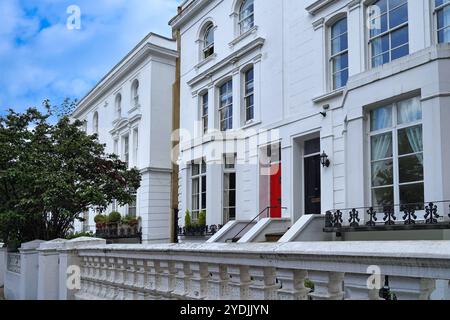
(72, 33, 178, 244)
(171, 0, 450, 239)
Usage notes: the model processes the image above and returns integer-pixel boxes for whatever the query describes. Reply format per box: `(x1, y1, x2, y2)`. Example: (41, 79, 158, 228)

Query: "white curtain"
(398, 98, 423, 165)
(371, 133, 392, 185)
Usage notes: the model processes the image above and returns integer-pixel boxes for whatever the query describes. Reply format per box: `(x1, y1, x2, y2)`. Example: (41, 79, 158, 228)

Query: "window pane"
(372, 186, 394, 207)
(371, 35, 389, 56)
(372, 0, 388, 15)
(370, 106, 393, 131)
(304, 138, 320, 155)
(399, 183, 424, 206)
(332, 33, 348, 55)
(371, 159, 393, 186)
(334, 69, 348, 89)
(399, 154, 424, 183)
(332, 53, 348, 73)
(438, 6, 450, 29)
(389, 0, 407, 9)
(371, 132, 393, 160)
(391, 26, 408, 48)
(436, 0, 450, 6)
(397, 98, 422, 124)
(391, 44, 409, 61)
(331, 18, 347, 38)
(438, 27, 450, 43)
(398, 125, 423, 155)
(389, 3, 408, 28)
(192, 164, 199, 176)
(370, 14, 388, 38)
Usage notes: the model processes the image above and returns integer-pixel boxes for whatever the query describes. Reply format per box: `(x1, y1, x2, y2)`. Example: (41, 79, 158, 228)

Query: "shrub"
(198, 211, 206, 226)
(185, 210, 191, 228)
(305, 279, 315, 291)
(122, 214, 138, 226)
(108, 211, 121, 223)
(94, 214, 107, 224)
(66, 231, 95, 240)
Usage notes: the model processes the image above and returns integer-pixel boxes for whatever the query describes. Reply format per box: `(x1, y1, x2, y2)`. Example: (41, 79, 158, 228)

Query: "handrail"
(229, 206, 288, 243)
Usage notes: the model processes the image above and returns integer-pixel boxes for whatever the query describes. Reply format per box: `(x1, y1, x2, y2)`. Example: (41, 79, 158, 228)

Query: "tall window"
(201, 93, 209, 134)
(133, 128, 139, 166)
(244, 67, 254, 122)
(203, 24, 214, 59)
(219, 80, 233, 131)
(368, 0, 409, 68)
(191, 160, 207, 222)
(131, 80, 139, 107)
(436, 0, 450, 43)
(128, 191, 137, 218)
(113, 139, 119, 155)
(370, 97, 423, 210)
(239, 0, 254, 34)
(82, 211, 89, 232)
(115, 93, 122, 118)
(223, 155, 236, 223)
(123, 135, 129, 167)
(93, 112, 99, 134)
(330, 17, 348, 89)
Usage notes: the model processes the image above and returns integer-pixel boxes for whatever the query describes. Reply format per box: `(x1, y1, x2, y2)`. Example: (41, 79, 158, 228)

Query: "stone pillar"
(228, 265, 251, 300)
(58, 237, 105, 300)
(0, 244, 6, 287)
(19, 240, 46, 300)
(173, 262, 192, 299)
(276, 269, 310, 300)
(37, 239, 67, 300)
(187, 262, 209, 299)
(389, 277, 436, 300)
(207, 264, 228, 300)
(308, 271, 345, 300)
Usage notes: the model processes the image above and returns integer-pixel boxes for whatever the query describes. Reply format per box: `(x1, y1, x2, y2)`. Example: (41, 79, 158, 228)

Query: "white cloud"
(0, 0, 181, 114)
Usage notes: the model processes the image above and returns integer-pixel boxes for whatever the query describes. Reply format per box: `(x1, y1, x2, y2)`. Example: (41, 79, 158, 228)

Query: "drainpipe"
(170, 9, 182, 243)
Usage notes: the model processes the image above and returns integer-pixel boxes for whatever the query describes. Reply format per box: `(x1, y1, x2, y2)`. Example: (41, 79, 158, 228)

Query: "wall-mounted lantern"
(320, 151, 330, 168)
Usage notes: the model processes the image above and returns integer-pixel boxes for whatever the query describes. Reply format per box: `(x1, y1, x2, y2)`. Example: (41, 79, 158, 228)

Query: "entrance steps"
(237, 218, 291, 243)
(206, 220, 257, 243)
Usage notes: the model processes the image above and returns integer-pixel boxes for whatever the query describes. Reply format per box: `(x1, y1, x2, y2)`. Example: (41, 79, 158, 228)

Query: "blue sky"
(0, 0, 180, 115)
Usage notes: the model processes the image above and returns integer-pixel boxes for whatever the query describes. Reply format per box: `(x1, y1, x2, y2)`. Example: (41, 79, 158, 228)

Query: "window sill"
(241, 119, 261, 130)
(312, 88, 345, 104)
(195, 53, 217, 70)
(229, 26, 258, 49)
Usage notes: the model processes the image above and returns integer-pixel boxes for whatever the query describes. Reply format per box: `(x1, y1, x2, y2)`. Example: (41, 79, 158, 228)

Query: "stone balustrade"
(72, 241, 450, 300)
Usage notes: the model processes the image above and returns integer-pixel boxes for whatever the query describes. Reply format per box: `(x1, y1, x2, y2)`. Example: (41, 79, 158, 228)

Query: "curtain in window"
(371, 106, 392, 131)
(371, 133, 392, 185)
(397, 98, 423, 165)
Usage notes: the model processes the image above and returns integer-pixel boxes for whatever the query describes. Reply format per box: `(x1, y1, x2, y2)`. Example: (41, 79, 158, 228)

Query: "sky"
(0, 0, 181, 116)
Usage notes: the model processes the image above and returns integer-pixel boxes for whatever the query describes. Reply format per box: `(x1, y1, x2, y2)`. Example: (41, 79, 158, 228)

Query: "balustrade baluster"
(276, 269, 310, 300)
(308, 271, 345, 300)
(344, 273, 384, 300)
(207, 264, 228, 300)
(388, 277, 436, 300)
(187, 262, 209, 300)
(173, 262, 192, 299)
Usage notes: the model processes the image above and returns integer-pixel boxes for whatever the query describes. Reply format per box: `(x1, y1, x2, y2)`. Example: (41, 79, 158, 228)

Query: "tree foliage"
(0, 102, 141, 245)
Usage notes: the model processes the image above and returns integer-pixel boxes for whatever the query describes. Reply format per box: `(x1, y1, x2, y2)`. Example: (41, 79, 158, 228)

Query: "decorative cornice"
(306, 0, 338, 15)
(348, 0, 362, 11)
(169, 0, 217, 29)
(228, 26, 258, 49)
(312, 18, 325, 30)
(187, 37, 266, 88)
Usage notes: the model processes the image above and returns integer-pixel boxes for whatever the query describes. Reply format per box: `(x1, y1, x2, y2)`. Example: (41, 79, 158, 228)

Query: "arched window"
(131, 80, 139, 107)
(239, 0, 254, 34)
(203, 24, 215, 59)
(115, 93, 122, 118)
(93, 112, 99, 134)
(330, 17, 348, 89)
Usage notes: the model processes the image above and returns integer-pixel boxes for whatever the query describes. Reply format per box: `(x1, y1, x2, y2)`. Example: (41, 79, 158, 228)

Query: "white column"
(344, 273, 383, 300)
(347, 1, 364, 75)
(389, 277, 436, 300)
(408, 0, 428, 53)
(0, 245, 7, 288)
(206, 161, 223, 226)
(37, 239, 67, 300)
(232, 68, 241, 130)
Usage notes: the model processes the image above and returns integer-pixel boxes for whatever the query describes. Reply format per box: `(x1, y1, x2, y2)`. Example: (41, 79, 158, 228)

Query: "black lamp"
(320, 151, 330, 168)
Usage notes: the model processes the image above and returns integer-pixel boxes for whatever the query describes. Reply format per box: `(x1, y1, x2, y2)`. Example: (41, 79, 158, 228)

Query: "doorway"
(303, 138, 321, 215)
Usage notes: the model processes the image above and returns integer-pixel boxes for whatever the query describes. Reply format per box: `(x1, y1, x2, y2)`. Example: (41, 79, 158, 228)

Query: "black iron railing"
(324, 201, 450, 232)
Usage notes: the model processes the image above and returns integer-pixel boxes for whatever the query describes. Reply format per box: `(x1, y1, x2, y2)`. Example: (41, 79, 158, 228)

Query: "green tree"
(0, 102, 141, 246)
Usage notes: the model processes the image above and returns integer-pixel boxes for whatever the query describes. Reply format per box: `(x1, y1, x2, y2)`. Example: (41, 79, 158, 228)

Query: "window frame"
(115, 93, 122, 118)
(239, 0, 255, 34)
(191, 160, 207, 222)
(223, 154, 237, 224)
(131, 80, 140, 107)
(367, 0, 410, 68)
(201, 92, 209, 134)
(329, 17, 349, 90)
(203, 24, 215, 59)
(368, 97, 424, 214)
(243, 67, 255, 123)
(434, 0, 450, 43)
(219, 80, 233, 131)
(123, 135, 130, 167)
(93, 112, 99, 134)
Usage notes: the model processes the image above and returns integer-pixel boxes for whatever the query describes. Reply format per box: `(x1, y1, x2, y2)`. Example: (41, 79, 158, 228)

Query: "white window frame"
(434, 0, 450, 43)
(329, 17, 349, 90)
(93, 112, 99, 134)
(219, 80, 233, 131)
(203, 24, 215, 59)
(243, 67, 254, 123)
(201, 92, 209, 134)
(368, 98, 424, 215)
(367, 0, 409, 68)
(223, 154, 237, 223)
(131, 80, 139, 107)
(133, 128, 139, 167)
(191, 160, 207, 222)
(123, 135, 130, 167)
(239, 0, 255, 35)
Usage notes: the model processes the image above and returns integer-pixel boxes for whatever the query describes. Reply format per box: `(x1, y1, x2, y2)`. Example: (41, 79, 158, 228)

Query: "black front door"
(304, 155, 321, 215)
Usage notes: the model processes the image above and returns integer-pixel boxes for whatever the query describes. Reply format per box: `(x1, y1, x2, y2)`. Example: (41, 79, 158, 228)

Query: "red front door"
(269, 163, 282, 218)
